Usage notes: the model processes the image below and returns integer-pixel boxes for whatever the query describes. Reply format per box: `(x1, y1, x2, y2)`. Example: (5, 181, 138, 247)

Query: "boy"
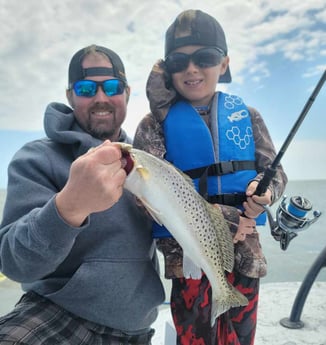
(134, 9, 287, 345)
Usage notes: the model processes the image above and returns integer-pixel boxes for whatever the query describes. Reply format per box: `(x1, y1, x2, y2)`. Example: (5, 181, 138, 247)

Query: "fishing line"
(259, 70, 326, 249)
(256, 69, 326, 195)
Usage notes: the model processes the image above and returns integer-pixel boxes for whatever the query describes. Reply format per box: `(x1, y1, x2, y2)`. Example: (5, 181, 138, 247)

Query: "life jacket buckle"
(218, 161, 235, 174)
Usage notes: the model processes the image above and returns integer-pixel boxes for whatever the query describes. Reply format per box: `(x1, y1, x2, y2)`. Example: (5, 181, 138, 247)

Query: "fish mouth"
(116, 143, 134, 175)
(122, 150, 134, 175)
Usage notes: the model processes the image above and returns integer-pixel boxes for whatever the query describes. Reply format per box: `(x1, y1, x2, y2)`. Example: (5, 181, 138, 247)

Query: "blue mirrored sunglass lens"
(103, 79, 124, 96)
(74, 80, 97, 97)
(73, 79, 125, 97)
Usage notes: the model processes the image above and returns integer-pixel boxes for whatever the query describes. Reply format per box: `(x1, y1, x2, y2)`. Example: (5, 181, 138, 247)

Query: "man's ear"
(66, 89, 74, 108)
(125, 85, 131, 103)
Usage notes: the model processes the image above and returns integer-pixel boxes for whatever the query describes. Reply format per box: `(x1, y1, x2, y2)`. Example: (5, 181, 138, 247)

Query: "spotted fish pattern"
(119, 144, 248, 325)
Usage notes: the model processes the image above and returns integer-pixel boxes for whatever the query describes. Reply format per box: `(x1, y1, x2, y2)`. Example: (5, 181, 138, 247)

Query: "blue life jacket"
(153, 92, 266, 238)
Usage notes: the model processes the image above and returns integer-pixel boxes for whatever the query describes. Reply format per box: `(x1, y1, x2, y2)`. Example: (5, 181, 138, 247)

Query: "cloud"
(303, 66, 326, 78)
(0, 1, 325, 184)
(0, 0, 325, 132)
(276, 139, 326, 181)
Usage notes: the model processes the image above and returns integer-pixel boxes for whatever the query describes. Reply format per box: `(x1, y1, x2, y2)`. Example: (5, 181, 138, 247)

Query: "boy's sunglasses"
(165, 47, 225, 74)
(72, 79, 125, 98)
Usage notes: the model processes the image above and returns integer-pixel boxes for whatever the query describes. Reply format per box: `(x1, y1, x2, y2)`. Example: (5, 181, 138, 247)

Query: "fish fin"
(207, 203, 235, 272)
(138, 197, 163, 225)
(115, 142, 133, 152)
(180, 171, 196, 187)
(136, 165, 150, 180)
(183, 253, 202, 279)
(211, 283, 248, 326)
(180, 171, 197, 188)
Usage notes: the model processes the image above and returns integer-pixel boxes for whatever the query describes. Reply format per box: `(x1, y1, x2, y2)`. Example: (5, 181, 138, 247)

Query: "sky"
(0, 0, 326, 188)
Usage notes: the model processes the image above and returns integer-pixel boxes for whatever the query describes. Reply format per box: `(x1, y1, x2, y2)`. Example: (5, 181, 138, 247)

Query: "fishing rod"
(257, 70, 326, 250)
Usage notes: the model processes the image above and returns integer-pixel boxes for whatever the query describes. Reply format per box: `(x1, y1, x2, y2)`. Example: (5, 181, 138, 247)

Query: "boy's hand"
(243, 180, 272, 219)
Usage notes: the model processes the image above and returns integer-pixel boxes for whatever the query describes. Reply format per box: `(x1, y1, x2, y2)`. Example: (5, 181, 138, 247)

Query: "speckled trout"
(118, 143, 248, 325)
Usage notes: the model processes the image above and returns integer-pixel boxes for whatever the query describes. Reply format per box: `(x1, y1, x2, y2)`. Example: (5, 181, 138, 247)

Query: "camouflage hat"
(165, 9, 231, 83)
(68, 45, 127, 88)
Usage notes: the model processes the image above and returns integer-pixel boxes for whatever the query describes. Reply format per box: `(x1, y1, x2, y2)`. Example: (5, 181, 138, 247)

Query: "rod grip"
(254, 167, 277, 196)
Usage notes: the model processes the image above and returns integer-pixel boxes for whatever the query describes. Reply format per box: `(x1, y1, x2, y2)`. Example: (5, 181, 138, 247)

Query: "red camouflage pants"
(170, 271, 259, 345)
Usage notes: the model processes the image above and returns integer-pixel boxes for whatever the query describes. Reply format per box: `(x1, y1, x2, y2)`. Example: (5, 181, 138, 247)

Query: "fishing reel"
(264, 195, 321, 250)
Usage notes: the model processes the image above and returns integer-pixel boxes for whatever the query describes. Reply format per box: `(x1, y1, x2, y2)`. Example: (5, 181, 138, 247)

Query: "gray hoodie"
(0, 102, 165, 332)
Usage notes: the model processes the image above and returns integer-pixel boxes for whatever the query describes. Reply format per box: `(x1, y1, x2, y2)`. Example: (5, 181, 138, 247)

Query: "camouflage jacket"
(133, 61, 288, 279)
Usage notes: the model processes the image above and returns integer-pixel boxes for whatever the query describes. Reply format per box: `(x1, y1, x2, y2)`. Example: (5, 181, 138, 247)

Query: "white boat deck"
(1, 277, 325, 345)
(152, 281, 326, 345)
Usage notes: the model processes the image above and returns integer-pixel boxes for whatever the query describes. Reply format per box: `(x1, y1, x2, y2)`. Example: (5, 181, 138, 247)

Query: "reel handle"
(265, 195, 321, 250)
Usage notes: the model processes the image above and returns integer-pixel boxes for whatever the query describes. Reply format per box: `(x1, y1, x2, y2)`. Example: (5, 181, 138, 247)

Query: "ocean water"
(1, 179, 326, 285)
(258, 179, 326, 283)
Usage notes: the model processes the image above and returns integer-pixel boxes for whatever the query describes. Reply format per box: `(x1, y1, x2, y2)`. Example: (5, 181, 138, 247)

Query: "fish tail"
(211, 284, 248, 326)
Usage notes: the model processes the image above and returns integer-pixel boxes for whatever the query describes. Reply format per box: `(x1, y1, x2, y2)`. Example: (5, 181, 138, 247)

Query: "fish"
(118, 143, 248, 325)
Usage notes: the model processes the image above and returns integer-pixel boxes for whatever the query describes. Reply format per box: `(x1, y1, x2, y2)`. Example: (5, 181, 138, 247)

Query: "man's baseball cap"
(68, 45, 127, 88)
(165, 9, 231, 83)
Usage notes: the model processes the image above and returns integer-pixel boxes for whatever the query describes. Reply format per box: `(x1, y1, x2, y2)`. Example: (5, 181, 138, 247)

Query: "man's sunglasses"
(165, 47, 225, 74)
(72, 79, 125, 98)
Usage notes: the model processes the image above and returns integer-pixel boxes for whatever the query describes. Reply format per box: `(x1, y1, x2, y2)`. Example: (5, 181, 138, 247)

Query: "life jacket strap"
(184, 160, 256, 179)
(207, 193, 247, 206)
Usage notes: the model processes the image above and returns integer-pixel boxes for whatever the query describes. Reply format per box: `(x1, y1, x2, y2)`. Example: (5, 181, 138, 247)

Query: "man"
(0, 44, 165, 345)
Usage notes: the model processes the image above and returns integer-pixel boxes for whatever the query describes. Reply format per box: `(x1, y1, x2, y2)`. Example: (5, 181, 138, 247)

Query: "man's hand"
(55, 140, 126, 227)
(243, 180, 272, 219)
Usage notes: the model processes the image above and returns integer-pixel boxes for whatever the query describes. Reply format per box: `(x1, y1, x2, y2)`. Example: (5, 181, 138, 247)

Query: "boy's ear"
(221, 56, 230, 75)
